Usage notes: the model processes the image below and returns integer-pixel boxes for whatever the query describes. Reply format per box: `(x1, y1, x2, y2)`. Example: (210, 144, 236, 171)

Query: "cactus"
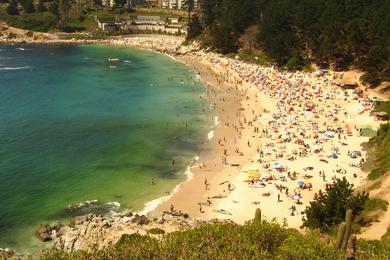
(254, 208, 262, 223)
(341, 209, 353, 250)
(351, 235, 357, 255)
(336, 221, 346, 250)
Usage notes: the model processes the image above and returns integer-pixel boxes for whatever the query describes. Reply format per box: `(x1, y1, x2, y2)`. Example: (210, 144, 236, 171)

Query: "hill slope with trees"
(189, 0, 390, 86)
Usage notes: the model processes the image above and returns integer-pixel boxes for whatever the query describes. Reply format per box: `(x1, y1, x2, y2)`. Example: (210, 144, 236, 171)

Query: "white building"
(102, 0, 115, 7)
(161, 0, 197, 10)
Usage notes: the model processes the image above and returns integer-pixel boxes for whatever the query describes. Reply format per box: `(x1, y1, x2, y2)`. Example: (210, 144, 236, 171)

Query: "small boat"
(109, 66, 117, 69)
(108, 58, 119, 62)
(84, 57, 90, 60)
(17, 47, 25, 51)
(123, 60, 131, 63)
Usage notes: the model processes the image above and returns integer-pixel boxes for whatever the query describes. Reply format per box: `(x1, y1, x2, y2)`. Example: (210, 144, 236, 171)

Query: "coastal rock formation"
(35, 224, 53, 242)
(52, 211, 207, 252)
(0, 248, 15, 258)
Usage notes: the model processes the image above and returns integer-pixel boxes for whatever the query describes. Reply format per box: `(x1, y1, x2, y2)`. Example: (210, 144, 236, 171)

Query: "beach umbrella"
(297, 181, 305, 187)
(332, 153, 338, 159)
(274, 163, 284, 169)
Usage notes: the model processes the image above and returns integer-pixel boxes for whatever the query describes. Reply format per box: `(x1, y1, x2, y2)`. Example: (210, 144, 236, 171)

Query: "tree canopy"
(190, 0, 390, 84)
(303, 177, 368, 230)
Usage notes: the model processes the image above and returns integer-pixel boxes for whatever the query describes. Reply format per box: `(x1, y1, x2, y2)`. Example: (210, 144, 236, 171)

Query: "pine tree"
(187, 14, 202, 40)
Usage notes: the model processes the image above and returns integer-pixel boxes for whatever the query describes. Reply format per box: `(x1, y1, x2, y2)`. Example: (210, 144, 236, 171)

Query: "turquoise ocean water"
(0, 44, 210, 252)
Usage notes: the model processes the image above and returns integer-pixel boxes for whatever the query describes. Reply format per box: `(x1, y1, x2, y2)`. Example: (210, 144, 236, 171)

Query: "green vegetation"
(1, 1, 180, 33)
(363, 125, 390, 179)
(237, 49, 272, 66)
(382, 225, 390, 250)
(303, 177, 368, 231)
(1, 7, 57, 32)
(186, 14, 202, 39)
(147, 228, 166, 235)
(40, 220, 390, 259)
(362, 101, 390, 180)
(374, 101, 390, 115)
(353, 198, 388, 233)
(190, 0, 390, 84)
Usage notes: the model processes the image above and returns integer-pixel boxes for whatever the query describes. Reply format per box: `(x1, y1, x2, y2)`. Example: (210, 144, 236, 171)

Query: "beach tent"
(324, 131, 334, 138)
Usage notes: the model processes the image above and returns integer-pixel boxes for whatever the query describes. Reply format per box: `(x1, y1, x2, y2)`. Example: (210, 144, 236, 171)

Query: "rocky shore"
(40, 211, 227, 253)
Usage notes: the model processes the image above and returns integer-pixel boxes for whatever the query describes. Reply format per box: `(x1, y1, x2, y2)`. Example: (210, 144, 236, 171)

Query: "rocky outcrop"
(50, 211, 215, 252)
(0, 248, 15, 259)
(35, 224, 53, 242)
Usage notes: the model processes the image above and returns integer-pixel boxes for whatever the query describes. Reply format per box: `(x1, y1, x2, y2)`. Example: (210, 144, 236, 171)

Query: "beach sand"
(149, 48, 384, 229)
(151, 56, 266, 218)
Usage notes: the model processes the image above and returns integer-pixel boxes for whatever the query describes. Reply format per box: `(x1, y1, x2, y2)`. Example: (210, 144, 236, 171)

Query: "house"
(161, 0, 197, 9)
(167, 17, 179, 24)
(97, 20, 117, 32)
(102, 0, 115, 7)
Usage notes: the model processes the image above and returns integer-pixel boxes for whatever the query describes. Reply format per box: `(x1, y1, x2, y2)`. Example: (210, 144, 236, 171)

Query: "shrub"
(356, 239, 390, 259)
(382, 226, 390, 250)
(368, 169, 383, 180)
(285, 56, 302, 70)
(147, 227, 166, 235)
(303, 177, 369, 230)
(278, 229, 343, 259)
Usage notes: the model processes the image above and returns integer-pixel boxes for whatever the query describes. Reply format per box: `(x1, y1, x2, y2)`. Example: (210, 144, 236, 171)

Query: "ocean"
(0, 44, 211, 252)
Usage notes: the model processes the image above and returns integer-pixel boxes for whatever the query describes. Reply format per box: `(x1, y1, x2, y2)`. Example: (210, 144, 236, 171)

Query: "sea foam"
(0, 66, 29, 71)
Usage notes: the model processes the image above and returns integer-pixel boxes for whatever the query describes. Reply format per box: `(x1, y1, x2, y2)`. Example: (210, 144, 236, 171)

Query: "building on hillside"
(102, 0, 115, 7)
(161, 0, 198, 9)
(167, 17, 179, 24)
(97, 20, 118, 32)
(119, 15, 185, 34)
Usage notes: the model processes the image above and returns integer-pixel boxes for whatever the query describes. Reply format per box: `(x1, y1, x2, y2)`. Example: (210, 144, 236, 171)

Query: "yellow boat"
(108, 58, 119, 62)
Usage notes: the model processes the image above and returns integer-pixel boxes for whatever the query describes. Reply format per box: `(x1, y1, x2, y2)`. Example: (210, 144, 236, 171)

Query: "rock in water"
(35, 224, 53, 242)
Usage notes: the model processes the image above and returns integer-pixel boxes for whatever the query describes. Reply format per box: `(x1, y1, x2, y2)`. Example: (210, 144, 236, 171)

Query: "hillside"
(189, 0, 390, 87)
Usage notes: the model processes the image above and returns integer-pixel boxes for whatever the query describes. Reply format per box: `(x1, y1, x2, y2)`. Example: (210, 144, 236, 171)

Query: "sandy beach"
(114, 36, 385, 229)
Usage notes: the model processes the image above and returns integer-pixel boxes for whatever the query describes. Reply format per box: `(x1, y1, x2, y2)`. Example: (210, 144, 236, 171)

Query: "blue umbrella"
(297, 181, 305, 187)
(274, 163, 284, 169)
